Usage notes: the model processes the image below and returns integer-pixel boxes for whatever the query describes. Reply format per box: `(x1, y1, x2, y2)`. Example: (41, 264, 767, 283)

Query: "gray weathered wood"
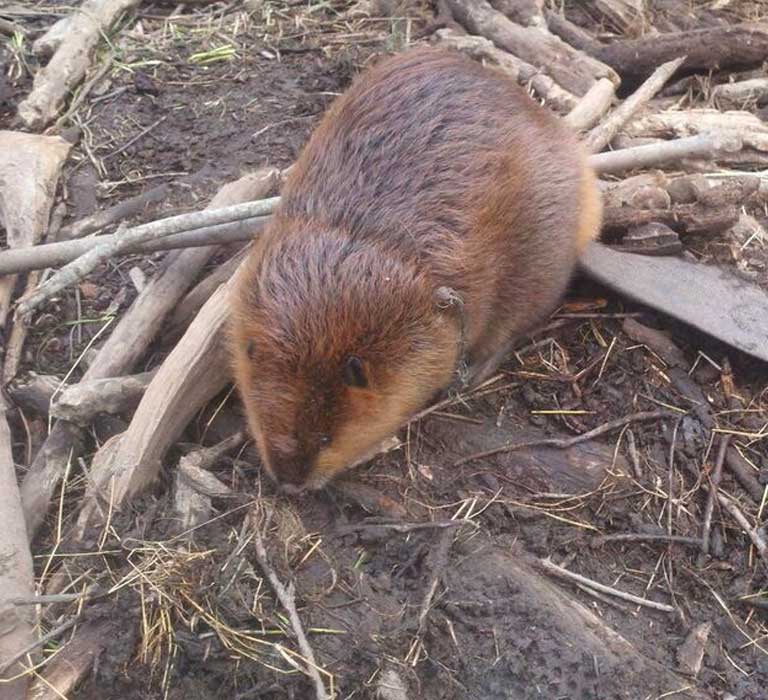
(580, 243, 768, 363)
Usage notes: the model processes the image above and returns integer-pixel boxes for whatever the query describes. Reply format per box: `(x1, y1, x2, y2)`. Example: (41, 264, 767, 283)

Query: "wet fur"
(229, 47, 602, 489)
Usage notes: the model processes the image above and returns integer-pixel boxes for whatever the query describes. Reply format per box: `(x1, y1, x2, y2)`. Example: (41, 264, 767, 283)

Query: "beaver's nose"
(268, 453, 309, 493)
(277, 481, 305, 495)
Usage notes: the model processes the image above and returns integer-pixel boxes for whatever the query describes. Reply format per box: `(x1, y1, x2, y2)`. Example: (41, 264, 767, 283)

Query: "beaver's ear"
(433, 286, 464, 315)
(343, 355, 368, 388)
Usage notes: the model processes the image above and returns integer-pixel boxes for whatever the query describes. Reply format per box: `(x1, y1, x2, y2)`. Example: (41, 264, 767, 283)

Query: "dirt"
(2, 1, 767, 699)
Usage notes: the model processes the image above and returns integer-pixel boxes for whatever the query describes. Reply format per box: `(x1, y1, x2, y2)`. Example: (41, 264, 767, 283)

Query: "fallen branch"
(454, 410, 673, 465)
(712, 78, 768, 110)
(621, 109, 768, 152)
(589, 131, 743, 175)
(717, 493, 768, 562)
(18, 0, 143, 129)
(539, 557, 675, 612)
(0, 215, 270, 276)
(250, 512, 330, 700)
(589, 23, 768, 80)
(76, 280, 234, 535)
(585, 56, 685, 153)
(50, 371, 157, 425)
(444, 0, 617, 96)
(15, 198, 278, 317)
(59, 182, 171, 241)
(167, 246, 249, 339)
(564, 77, 615, 132)
(724, 448, 765, 504)
(602, 203, 739, 240)
(701, 436, 730, 556)
(173, 434, 242, 533)
(26, 618, 117, 700)
(432, 28, 578, 112)
(0, 394, 36, 697)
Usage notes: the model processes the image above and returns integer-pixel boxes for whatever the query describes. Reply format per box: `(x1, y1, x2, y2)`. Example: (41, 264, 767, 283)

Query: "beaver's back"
(272, 46, 599, 382)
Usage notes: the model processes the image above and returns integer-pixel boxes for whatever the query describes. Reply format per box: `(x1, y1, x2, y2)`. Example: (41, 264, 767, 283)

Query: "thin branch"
(540, 557, 675, 612)
(454, 410, 674, 466)
(250, 515, 330, 700)
(13, 198, 277, 315)
(586, 56, 686, 153)
(701, 436, 730, 556)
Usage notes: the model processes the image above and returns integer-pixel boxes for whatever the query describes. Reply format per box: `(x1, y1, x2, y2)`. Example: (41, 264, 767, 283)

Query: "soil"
(1, 2, 767, 700)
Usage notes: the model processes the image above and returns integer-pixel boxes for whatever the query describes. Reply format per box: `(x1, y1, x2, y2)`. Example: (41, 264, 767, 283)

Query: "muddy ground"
(2, 1, 767, 699)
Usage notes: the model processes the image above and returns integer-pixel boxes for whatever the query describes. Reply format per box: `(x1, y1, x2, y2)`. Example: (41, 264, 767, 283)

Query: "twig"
(59, 182, 171, 240)
(454, 410, 674, 466)
(564, 77, 615, 131)
(332, 519, 469, 537)
(250, 515, 330, 700)
(717, 493, 768, 562)
(592, 533, 702, 547)
(103, 116, 167, 160)
(701, 436, 730, 556)
(724, 447, 765, 503)
(0, 616, 81, 676)
(540, 557, 675, 612)
(589, 131, 743, 175)
(13, 198, 278, 316)
(0, 215, 269, 276)
(586, 56, 686, 153)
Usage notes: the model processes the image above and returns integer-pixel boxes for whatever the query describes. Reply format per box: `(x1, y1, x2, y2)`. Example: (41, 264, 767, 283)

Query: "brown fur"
(229, 47, 603, 490)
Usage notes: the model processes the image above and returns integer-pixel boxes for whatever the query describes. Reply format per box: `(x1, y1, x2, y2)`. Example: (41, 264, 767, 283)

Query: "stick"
(701, 436, 730, 556)
(712, 78, 768, 110)
(724, 448, 765, 503)
(0, 393, 36, 697)
(454, 410, 674, 465)
(58, 182, 171, 240)
(433, 28, 578, 112)
(14, 198, 278, 317)
(444, 0, 617, 96)
(592, 533, 702, 547)
(26, 618, 116, 700)
(18, 0, 143, 129)
(0, 215, 270, 276)
(250, 514, 330, 700)
(585, 56, 686, 153)
(539, 557, 675, 612)
(167, 245, 249, 339)
(590, 23, 768, 80)
(564, 77, 615, 131)
(717, 493, 768, 562)
(621, 109, 768, 152)
(50, 371, 157, 425)
(589, 131, 743, 175)
(75, 281, 234, 535)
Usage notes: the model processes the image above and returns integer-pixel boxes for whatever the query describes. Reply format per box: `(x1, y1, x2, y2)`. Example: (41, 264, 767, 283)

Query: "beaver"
(229, 46, 602, 492)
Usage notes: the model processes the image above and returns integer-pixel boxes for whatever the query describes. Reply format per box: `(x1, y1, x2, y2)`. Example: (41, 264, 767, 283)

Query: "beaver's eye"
(246, 340, 257, 360)
(343, 355, 368, 388)
(319, 434, 332, 447)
